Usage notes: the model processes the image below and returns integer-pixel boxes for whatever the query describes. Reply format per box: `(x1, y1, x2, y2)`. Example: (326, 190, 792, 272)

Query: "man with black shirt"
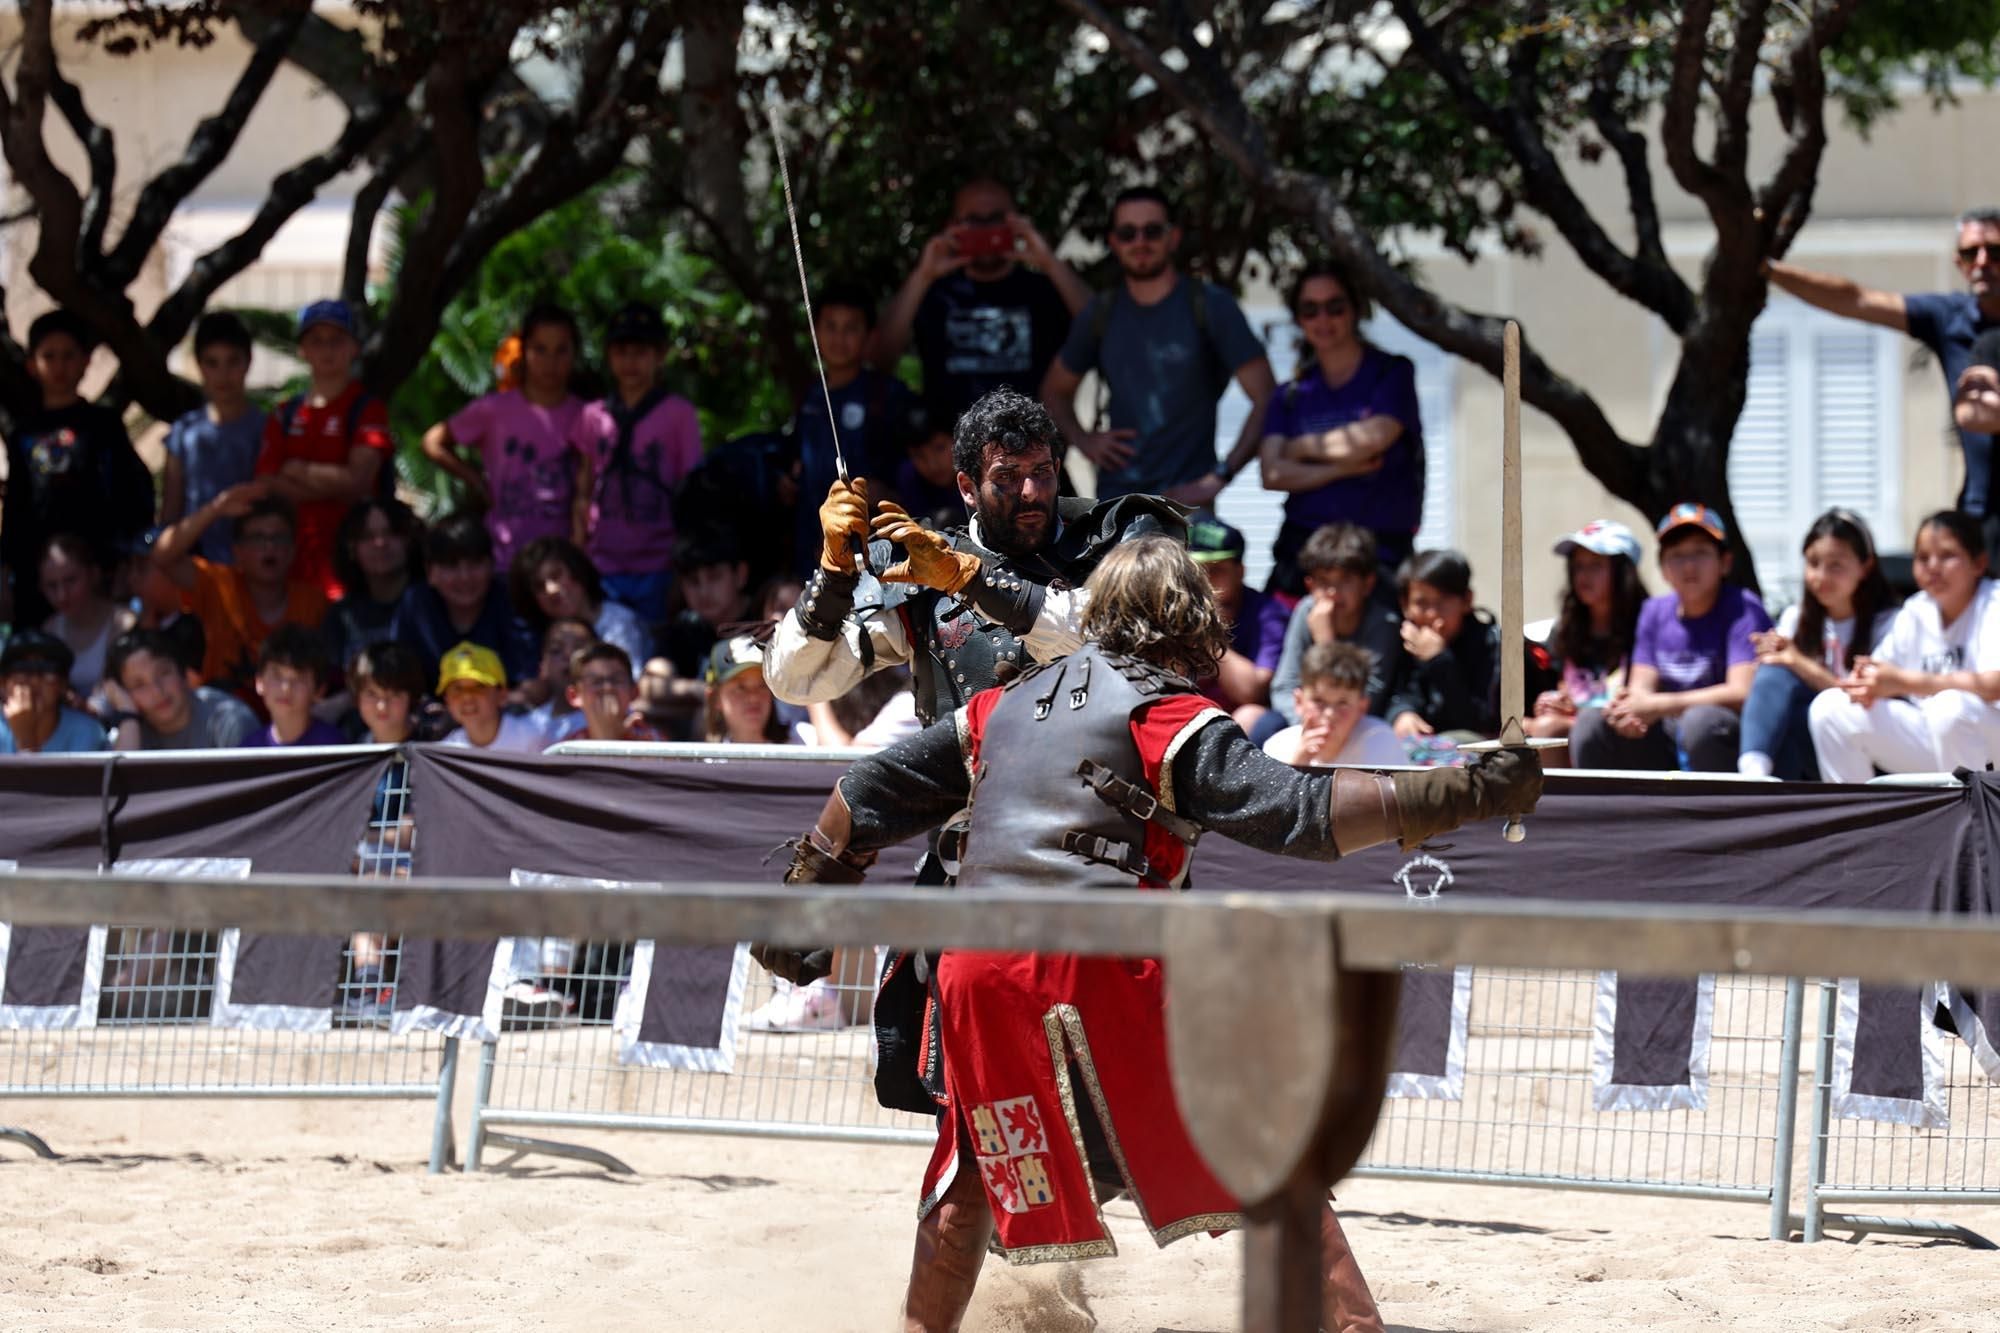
(870, 180, 1090, 430)
(2, 310, 154, 625)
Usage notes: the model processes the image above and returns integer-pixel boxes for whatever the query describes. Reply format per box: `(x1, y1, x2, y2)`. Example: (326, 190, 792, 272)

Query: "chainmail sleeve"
(837, 710, 974, 852)
(1167, 717, 1342, 862)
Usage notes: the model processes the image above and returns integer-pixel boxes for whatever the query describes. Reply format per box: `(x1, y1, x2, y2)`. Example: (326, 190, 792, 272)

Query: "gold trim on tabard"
(1156, 709, 1227, 815)
(1058, 1002, 1245, 1249)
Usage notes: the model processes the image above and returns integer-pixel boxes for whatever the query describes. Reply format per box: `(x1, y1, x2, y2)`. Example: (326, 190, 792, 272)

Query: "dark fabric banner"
(0, 751, 390, 1027)
(1386, 965, 1470, 1100)
(404, 748, 907, 1056)
(403, 754, 1989, 1114)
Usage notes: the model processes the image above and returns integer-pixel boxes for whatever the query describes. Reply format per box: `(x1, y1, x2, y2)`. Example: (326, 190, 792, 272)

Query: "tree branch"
(1758, 0, 1866, 259)
(1058, 0, 1650, 509)
(363, 6, 680, 396)
(1659, 0, 1734, 215)
(45, 68, 115, 266)
(1392, 0, 1693, 331)
(146, 93, 401, 355)
(1710, 0, 1774, 181)
(104, 6, 307, 286)
(1586, 53, 1669, 275)
(342, 135, 424, 307)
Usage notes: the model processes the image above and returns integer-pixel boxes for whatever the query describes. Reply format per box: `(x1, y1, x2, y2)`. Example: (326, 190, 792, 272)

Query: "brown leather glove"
(750, 826, 878, 984)
(819, 477, 870, 576)
(1390, 747, 1543, 850)
(873, 502, 980, 595)
(750, 943, 833, 986)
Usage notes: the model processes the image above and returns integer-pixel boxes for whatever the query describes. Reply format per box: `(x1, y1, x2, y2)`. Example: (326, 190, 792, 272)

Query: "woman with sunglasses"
(1258, 263, 1426, 599)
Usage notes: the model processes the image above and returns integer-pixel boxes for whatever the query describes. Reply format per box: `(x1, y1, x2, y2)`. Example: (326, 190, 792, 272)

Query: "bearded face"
(961, 443, 1060, 557)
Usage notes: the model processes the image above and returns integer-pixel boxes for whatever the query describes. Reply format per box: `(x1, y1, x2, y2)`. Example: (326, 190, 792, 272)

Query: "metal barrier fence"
(9, 866, 2000, 1333)
(0, 750, 459, 1171)
(9, 744, 2000, 1247)
(1354, 971, 1806, 1241)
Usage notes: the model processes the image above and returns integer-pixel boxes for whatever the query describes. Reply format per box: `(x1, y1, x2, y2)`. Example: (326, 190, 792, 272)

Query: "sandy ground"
(3, 1093, 1999, 1333)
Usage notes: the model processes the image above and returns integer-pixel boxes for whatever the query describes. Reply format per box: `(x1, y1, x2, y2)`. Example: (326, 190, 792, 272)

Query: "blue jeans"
(1739, 664, 1820, 780)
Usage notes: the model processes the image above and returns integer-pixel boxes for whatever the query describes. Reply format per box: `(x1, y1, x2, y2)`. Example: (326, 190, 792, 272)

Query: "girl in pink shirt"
(420, 305, 588, 573)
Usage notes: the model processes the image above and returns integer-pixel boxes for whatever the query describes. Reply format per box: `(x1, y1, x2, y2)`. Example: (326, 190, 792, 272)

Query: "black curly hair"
(950, 387, 1061, 483)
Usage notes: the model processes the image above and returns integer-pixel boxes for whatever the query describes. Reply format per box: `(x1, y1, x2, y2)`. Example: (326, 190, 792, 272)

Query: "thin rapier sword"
(765, 103, 849, 485)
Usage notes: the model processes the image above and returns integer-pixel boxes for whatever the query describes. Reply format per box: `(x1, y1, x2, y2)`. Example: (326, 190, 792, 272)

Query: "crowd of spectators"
(4, 185, 2000, 804)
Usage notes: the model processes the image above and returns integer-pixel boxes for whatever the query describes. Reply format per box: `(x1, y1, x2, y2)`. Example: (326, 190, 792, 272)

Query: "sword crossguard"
(1459, 726, 1562, 845)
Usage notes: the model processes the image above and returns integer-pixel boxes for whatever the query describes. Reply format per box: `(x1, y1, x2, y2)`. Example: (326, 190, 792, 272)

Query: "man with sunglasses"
(1766, 208, 2000, 531)
(1042, 185, 1276, 509)
(870, 179, 1092, 430)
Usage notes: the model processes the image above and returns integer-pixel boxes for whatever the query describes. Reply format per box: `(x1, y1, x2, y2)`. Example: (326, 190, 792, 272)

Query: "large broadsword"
(1464, 320, 1553, 841)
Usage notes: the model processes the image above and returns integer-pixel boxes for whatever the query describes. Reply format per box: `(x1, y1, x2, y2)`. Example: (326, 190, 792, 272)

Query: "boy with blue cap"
(254, 299, 394, 598)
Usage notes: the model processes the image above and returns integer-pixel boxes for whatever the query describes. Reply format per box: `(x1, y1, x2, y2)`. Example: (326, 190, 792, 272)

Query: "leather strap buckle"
(1059, 829, 1151, 878)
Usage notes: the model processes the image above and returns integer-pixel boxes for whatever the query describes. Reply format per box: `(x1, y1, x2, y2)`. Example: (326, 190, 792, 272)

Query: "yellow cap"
(437, 641, 506, 692)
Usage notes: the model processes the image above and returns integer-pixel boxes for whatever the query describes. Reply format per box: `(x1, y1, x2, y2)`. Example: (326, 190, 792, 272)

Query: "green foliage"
(373, 178, 792, 515)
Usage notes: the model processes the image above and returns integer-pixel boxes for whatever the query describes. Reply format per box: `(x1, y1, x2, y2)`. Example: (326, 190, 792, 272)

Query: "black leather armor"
(894, 494, 1185, 726)
(957, 644, 1202, 889)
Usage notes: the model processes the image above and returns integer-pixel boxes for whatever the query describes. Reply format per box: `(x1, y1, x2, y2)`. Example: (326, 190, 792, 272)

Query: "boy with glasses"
(1041, 185, 1275, 507)
(150, 485, 328, 705)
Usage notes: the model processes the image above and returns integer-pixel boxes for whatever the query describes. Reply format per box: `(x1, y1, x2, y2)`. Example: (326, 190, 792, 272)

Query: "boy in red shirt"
(255, 299, 394, 597)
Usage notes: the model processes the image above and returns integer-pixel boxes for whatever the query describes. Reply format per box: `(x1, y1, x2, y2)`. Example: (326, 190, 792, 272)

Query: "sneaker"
(500, 980, 575, 1029)
(744, 978, 846, 1033)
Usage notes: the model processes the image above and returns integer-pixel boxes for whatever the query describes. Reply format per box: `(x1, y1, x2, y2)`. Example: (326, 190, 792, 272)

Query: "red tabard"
(916, 685, 1240, 1261)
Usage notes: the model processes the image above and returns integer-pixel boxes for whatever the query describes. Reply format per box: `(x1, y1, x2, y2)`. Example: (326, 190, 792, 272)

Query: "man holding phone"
(871, 179, 1092, 431)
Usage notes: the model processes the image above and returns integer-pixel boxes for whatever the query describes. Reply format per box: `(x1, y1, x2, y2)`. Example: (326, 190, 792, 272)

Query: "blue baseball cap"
(297, 298, 358, 340)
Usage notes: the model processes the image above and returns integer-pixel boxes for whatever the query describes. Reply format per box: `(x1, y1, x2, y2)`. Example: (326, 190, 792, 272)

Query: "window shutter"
(1813, 329, 1881, 512)
(1727, 326, 1798, 599)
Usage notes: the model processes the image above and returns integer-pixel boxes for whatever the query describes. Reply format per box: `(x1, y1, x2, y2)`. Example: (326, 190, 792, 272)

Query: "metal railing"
(0, 752, 459, 1170)
(9, 747, 2000, 1251)
(7, 868, 2000, 1331)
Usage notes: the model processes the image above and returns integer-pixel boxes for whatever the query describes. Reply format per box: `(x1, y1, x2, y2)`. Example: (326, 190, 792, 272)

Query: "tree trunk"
(1650, 318, 1762, 594)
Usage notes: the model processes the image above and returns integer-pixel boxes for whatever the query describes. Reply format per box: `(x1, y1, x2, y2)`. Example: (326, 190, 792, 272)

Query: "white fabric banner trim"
(1385, 964, 1472, 1101)
(211, 929, 331, 1033)
(1940, 982, 2000, 1085)
(615, 940, 752, 1072)
(390, 946, 510, 1043)
(1591, 971, 1716, 1112)
(0, 859, 107, 1031)
(1831, 979, 1950, 1130)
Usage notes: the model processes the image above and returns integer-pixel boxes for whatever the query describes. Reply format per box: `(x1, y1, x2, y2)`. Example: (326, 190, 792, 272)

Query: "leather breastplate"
(906, 588, 1027, 727)
(956, 645, 1195, 889)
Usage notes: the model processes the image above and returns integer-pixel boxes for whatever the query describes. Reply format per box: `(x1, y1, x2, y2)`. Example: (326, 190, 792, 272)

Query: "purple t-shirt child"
(1263, 347, 1424, 537)
(1632, 584, 1772, 692)
(447, 391, 585, 572)
(1201, 583, 1292, 704)
(566, 389, 704, 576)
(238, 718, 347, 748)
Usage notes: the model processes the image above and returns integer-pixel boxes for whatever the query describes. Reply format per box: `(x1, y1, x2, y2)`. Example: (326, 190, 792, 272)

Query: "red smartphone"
(953, 223, 1016, 259)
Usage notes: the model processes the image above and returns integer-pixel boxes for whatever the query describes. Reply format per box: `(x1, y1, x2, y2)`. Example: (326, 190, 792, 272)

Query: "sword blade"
(1499, 320, 1525, 747)
(765, 103, 848, 483)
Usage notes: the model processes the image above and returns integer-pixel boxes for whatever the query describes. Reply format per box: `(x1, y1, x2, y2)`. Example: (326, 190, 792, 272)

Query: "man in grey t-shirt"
(1041, 185, 1275, 506)
(108, 629, 257, 750)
